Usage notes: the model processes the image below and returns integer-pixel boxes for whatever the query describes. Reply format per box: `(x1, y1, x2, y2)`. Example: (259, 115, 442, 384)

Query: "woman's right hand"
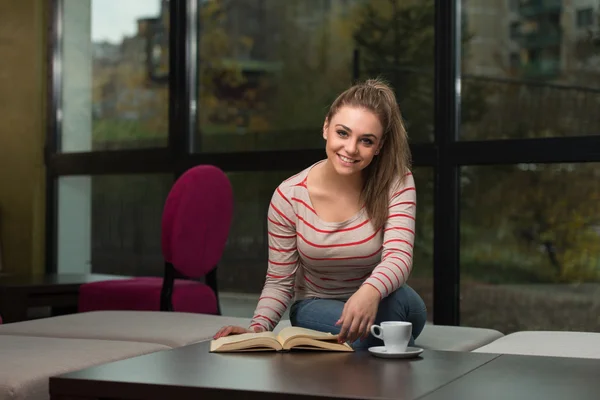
(213, 325, 264, 339)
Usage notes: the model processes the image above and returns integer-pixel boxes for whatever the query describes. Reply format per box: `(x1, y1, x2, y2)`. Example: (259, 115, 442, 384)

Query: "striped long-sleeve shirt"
(249, 161, 416, 332)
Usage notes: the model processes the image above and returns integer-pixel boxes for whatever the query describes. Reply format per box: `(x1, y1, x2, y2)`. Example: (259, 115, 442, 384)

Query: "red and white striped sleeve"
(362, 172, 416, 299)
(249, 185, 299, 332)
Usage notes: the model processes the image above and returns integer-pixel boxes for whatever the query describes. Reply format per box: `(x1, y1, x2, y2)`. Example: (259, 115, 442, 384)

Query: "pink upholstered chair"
(78, 165, 233, 315)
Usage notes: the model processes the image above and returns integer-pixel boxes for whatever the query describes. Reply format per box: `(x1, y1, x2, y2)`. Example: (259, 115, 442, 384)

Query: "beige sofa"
(0, 311, 504, 350)
(0, 311, 505, 400)
(0, 335, 168, 400)
(3, 310, 598, 400)
(473, 331, 600, 360)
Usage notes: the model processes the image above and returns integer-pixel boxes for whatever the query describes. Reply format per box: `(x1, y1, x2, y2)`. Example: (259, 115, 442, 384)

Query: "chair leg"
(160, 262, 175, 312)
(205, 267, 221, 315)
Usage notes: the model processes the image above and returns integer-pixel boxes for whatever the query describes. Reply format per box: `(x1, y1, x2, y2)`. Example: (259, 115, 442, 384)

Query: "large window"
(460, 164, 600, 333)
(47, 0, 600, 329)
(195, 0, 435, 152)
(59, 0, 168, 152)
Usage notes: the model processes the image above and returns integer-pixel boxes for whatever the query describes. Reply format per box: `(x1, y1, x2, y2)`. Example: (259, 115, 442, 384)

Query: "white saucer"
(368, 346, 424, 359)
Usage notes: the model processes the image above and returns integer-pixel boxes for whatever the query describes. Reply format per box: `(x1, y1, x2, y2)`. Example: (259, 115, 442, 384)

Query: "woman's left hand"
(336, 284, 381, 344)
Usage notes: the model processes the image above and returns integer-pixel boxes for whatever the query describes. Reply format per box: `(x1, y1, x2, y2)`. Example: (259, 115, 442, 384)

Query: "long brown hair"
(325, 78, 411, 231)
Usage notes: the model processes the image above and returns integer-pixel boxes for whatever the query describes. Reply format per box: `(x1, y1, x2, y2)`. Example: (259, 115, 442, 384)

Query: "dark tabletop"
(420, 352, 600, 400)
(0, 273, 132, 323)
(50, 341, 500, 400)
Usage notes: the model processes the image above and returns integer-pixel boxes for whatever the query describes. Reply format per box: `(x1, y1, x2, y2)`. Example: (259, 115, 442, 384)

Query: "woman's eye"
(336, 130, 348, 137)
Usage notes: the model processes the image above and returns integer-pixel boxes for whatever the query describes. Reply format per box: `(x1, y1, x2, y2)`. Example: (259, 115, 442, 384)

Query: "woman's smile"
(337, 153, 360, 166)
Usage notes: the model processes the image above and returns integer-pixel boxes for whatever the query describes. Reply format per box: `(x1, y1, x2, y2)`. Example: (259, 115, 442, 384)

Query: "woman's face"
(323, 106, 384, 176)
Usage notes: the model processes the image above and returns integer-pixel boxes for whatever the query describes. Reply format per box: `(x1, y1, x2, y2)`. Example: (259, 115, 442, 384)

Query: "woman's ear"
(322, 120, 329, 140)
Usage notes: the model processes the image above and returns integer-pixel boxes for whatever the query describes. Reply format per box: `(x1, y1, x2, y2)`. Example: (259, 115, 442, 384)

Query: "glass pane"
(57, 174, 173, 275)
(461, 1, 600, 140)
(408, 167, 434, 322)
(218, 170, 294, 292)
(60, 0, 168, 152)
(460, 164, 600, 333)
(218, 167, 434, 322)
(195, 0, 434, 153)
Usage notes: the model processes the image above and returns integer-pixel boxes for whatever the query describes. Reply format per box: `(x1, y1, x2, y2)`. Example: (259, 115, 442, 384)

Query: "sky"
(91, 0, 160, 43)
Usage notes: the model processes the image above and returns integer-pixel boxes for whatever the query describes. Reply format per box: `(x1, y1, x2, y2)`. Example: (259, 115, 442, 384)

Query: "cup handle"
(370, 325, 383, 339)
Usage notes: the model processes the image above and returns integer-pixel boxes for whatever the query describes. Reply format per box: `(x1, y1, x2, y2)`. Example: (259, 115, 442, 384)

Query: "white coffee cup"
(370, 321, 412, 353)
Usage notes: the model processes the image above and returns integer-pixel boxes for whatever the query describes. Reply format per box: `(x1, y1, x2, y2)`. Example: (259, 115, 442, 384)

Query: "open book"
(210, 326, 354, 353)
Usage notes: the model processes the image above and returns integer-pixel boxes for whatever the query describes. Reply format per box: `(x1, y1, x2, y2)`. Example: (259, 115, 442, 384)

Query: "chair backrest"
(161, 165, 233, 278)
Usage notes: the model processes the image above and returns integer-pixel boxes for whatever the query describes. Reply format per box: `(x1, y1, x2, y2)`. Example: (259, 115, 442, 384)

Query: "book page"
(212, 331, 278, 346)
(277, 326, 338, 344)
(210, 331, 282, 352)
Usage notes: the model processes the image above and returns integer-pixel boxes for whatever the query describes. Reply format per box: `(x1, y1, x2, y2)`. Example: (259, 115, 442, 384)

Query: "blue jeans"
(289, 285, 427, 350)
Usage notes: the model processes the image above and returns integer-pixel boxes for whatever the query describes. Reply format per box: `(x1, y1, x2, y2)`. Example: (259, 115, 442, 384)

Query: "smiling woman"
(214, 79, 427, 351)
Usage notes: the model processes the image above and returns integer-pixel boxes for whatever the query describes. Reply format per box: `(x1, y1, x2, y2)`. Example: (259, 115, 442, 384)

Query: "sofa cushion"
(0, 335, 168, 400)
(473, 331, 600, 359)
(0, 311, 290, 348)
(415, 324, 504, 351)
(0, 311, 505, 352)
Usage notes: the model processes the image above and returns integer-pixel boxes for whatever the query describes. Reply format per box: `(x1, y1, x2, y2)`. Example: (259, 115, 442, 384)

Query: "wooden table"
(0, 273, 128, 323)
(48, 340, 600, 400)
